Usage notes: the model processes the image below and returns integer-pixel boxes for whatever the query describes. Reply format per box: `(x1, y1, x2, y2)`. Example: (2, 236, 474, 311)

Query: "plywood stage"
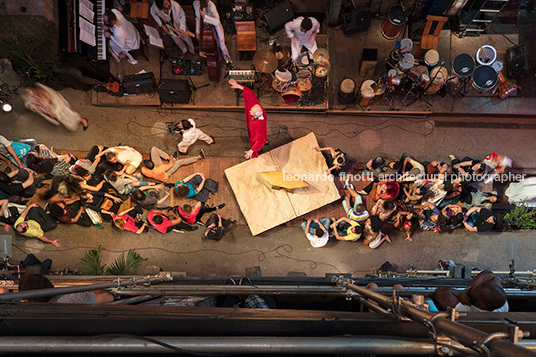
(225, 133, 341, 236)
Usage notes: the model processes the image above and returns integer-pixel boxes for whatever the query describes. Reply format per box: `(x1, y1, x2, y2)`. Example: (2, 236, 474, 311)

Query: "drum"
(424, 49, 439, 68)
(408, 65, 429, 82)
(338, 77, 356, 104)
(386, 49, 401, 70)
(387, 69, 401, 86)
(472, 65, 498, 91)
(281, 88, 302, 104)
(497, 71, 517, 99)
(492, 61, 503, 73)
(476, 45, 497, 66)
(418, 74, 430, 87)
(397, 53, 414, 76)
(272, 69, 293, 93)
(359, 79, 376, 106)
(425, 66, 448, 95)
(399, 38, 413, 54)
(452, 53, 475, 78)
(382, 4, 406, 40)
(296, 70, 312, 92)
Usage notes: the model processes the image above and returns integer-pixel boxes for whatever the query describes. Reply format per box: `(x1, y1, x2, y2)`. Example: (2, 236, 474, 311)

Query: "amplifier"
(506, 44, 528, 79)
(342, 9, 370, 35)
(263, 0, 294, 33)
(122, 72, 156, 94)
(158, 79, 191, 104)
(229, 69, 256, 83)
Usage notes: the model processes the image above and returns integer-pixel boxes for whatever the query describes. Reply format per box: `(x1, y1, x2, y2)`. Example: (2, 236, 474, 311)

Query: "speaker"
(263, 0, 294, 33)
(342, 9, 370, 35)
(158, 79, 191, 104)
(122, 72, 156, 94)
(506, 44, 528, 79)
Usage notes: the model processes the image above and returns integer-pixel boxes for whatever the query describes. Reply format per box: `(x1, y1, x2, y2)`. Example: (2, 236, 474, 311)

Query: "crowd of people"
(303, 148, 512, 249)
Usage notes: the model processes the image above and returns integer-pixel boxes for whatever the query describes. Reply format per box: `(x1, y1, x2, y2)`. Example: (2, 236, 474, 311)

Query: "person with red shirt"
(177, 201, 225, 224)
(228, 79, 267, 159)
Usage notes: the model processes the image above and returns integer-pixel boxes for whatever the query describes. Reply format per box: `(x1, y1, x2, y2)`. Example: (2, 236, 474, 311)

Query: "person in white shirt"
(103, 9, 140, 65)
(177, 118, 214, 154)
(193, 0, 231, 63)
(301, 218, 330, 248)
(284, 16, 320, 62)
(150, 0, 195, 57)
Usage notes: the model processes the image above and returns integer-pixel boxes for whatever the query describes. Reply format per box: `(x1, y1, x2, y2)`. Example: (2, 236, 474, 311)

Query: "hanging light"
(1, 101, 12, 112)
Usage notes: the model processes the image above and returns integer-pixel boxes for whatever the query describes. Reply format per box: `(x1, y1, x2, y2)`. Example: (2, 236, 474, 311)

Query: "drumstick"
(480, 46, 490, 63)
(401, 60, 420, 65)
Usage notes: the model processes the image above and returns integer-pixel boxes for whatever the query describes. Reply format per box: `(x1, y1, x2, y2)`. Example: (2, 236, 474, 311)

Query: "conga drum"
(472, 65, 498, 91)
(425, 66, 448, 95)
(476, 45, 497, 66)
(497, 70, 517, 99)
(338, 77, 356, 104)
(424, 49, 439, 69)
(452, 53, 475, 78)
(382, 4, 406, 40)
(359, 79, 376, 106)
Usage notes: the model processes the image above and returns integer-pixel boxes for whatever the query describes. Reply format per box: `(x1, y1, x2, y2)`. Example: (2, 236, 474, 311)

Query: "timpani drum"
(338, 77, 356, 104)
(472, 65, 498, 91)
(296, 70, 312, 92)
(424, 49, 439, 68)
(476, 45, 497, 66)
(382, 4, 407, 40)
(359, 79, 376, 107)
(425, 66, 448, 95)
(452, 53, 475, 78)
(397, 53, 414, 76)
(272, 69, 293, 93)
(399, 38, 413, 54)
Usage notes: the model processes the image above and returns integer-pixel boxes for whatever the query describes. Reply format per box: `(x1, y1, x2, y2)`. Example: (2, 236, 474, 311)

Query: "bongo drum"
(476, 45, 497, 66)
(425, 66, 448, 95)
(452, 53, 475, 78)
(296, 70, 312, 92)
(399, 38, 413, 54)
(272, 69, 293, 93)
(281, 88, 302, 104)
(359, 79, 376, 106)
(472, 65, 498, 91)
(424, 49, 439, 68)
(338, 77, 356, 104)
(382, 4, 406, 40)
(497, 71, 517, 99)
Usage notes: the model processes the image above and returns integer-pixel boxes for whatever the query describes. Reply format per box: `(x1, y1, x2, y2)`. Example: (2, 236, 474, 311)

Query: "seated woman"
(394, 210, 418, 241)
(450, 156, 487, 182)
(342, 185, 369, 223)
(177, 201, 225, 225)
(48, 198, 92, 227)
(64, 171, 106, 195)
(462, 206, 497, 232)
(330, 217, 363, 242)
(314, 146, 351, 177)
(204, 213, 236, 241)
(131, 185, 171, 210)
(362, 215, 391, 249)
(359, 179, 400, 202)
(146, 208, 198, 233)
(402, 183, 427, 207)
(96, 146, 143, 175)
(79, 191, 123, 219)
(174, 172, 218, 203)
(112, 206, 148, 234)
(363, 156, 402, 179)
(371, 199, 396, 222)
(418, 201, 442, 231)
(426, 161, 450, 179)
(398, 153, 426, 182)
(104, 170, 153, 196)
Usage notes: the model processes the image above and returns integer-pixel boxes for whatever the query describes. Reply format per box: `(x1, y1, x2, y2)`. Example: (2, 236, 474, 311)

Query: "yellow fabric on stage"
(257, 171, 309, 190)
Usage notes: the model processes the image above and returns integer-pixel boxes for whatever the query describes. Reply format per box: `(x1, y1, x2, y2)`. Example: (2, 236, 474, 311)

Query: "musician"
(102, 9, 140, 65)
(284, 17, 320, 62)
(150, 0, 195, 58)
(193, 0, 231, 63)
(228, 79, 267, 160)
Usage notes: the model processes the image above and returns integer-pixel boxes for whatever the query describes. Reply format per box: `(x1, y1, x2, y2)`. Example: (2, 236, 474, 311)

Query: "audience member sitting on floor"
(0, 199, 26, 231)
(450, 155, 487, 182)
(342, 184, 369, 223)
(301, 218, 330, 248)
(79, 191, 123, 218)
(362, 215, 391, 249)
(398, 153, 426, 182)
(177, 201, 225, 225)
(0, 168, 44, 199)
(358, 179, 400, 202)
(371, 199, 396, 222)
(314, 146, 351, 177)
(462, 189, 500, 210)
(112, 206, 148, 234)
(204, 213, 236, 241)
(131, 186, 171, 210)
(394, 210, 418, 242)
(64, 172, 106, 195)
(97, 146, 143, 175)
(146, 208, 198, 233)
(462, 206, 498, 232)
(104, 170, 154, 196)
(48, 198, 92, 227)
(0, 134, 29, 169)
(14, 203, 59, 247)
(174, 172, 218, 203)
(141, 146, 203, 182)
(363, 156, 401, 179)
(331, 217, 363, 242)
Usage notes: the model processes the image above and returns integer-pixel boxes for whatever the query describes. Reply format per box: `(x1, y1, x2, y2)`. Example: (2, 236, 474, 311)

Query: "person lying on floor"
(174, 172, 218, 203)
(146, 208, 198, 233)
(141, 146, 204, 182)
(14, 203, 60, 247)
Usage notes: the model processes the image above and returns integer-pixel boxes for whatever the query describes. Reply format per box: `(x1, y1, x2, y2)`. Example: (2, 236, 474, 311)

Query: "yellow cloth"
(257, 171, 309, 190)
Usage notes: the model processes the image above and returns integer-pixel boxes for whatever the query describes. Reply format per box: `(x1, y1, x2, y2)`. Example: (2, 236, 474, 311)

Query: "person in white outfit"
(284, 16, 320, 62)
(193, 0, 231, 63)
(177, 118, 214, 154)
(150, 0, 195, 57)
(103, 9, 140, 65)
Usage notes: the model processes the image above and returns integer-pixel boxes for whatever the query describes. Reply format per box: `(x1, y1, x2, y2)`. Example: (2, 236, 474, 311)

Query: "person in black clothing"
(462, 206, 496, 232)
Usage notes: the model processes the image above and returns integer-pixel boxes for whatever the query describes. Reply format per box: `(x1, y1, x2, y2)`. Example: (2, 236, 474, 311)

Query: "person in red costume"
(228, 79, 267, 159)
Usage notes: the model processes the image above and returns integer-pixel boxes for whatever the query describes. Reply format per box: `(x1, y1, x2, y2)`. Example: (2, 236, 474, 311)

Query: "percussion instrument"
(472, 65, 498, 91)
(418, 74, 430, 87)
(497, 71, 517, 99)
(359, 79, 377, 107)
(399, 38, 413, 54)
(452, 53, 475, 78)
(382, 4, 406, 40)
(313, 48, 330, 62)
(338, 77, 356, 104)
(476, 45, 496, 66)
(386, 49, 401, 70)
(374, 82, 386, 95)
(397, 53, 414, 76)
(388, 69, 401, 86)
(424, 49, 439, 68)
(492, 61, 503, 73)
(271, 46, 291, 68)
(408, 65, 428, 82)
(281, 88, 302, 104)
(314, 58, 331, 77)
(254, 50, 278, 73)
(296, 70, 312, 92)
(297, 52, 311, 68)
(272, 69, 293, 92)
(425, 66, 448, 95)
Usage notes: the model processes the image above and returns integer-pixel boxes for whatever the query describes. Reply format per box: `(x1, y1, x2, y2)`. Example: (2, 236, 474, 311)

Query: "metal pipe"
(108, 295, 160, 305)
(0, 336, 449, 354)
(353, 295, 390, 314)
(0, 277, 163, 302)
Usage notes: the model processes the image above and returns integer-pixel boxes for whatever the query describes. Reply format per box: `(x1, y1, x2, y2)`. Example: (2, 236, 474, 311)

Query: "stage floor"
(225, 133, 341, 236)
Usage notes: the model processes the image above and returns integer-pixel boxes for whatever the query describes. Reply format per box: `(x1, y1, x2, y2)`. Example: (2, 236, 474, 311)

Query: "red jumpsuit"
(242, 87, 267, 158)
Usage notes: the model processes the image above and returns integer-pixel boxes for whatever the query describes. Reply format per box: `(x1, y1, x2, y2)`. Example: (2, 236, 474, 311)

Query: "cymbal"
(313, 48, 330, 62)
(271, 46, 291, 68)
(314, 58, 331, 77)
(254, 50, 278, 73)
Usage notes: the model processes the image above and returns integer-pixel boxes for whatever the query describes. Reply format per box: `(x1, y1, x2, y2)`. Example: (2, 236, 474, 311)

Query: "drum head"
(361, 80, 376, 98)
(389, 4, 406, 24)
(282, 89, 302, 103)
(400, 38, 412, 53)
(431, 66, 448, 84)
(340, 78, 356, 93)
(453, 53, 475, 78)
(492, 61, 503, 72)
(476, 45, 497, 66)
(275, 69, 292, 81)
(399, 53, 414, 70)
(473, 65, 498, 90)
(412, 65, 429, 77)
(424, 50, 439, 65)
